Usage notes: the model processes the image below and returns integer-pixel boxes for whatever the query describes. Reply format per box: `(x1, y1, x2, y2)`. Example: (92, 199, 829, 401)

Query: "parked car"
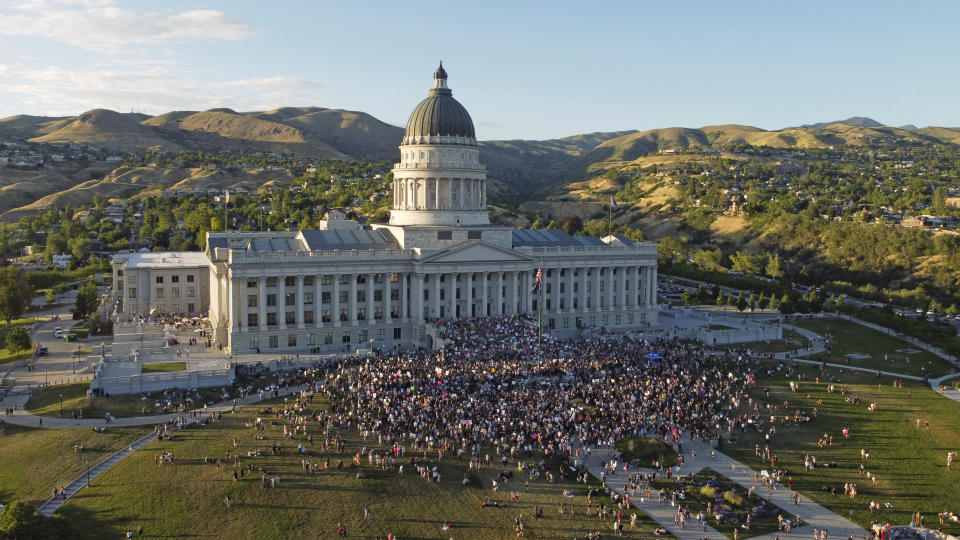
(37, 346, 49, 356)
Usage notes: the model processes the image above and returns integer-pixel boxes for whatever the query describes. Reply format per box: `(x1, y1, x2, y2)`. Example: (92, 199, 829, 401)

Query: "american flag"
(531, 266, 542, 294)
(610, 195, 618, 209)
(224, 191, 231, 205)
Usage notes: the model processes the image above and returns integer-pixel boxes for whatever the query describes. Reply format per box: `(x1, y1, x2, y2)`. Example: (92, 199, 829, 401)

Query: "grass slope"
(0, 424, 148, 505)
(793, 318, 955, 377)
(57, 398, 666, 539)
(726, 362, 960, 535)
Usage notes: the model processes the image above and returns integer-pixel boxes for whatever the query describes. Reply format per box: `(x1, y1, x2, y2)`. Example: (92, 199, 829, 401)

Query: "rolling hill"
(2, 104, 959, 220)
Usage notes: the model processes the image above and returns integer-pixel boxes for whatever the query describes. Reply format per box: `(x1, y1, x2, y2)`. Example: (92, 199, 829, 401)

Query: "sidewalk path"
(580, 435, 870, 540)
(17, 384, 308, 516)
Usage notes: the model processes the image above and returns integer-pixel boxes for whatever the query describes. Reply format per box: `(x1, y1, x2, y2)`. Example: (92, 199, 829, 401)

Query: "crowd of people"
(312, 316, 762, 462)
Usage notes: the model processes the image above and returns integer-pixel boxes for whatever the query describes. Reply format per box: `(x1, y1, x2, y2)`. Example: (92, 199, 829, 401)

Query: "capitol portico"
(112, 64, 659, 354)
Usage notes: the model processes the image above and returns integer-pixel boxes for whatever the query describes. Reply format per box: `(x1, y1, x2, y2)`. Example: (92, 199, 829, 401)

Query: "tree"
(748, 293, 756, 312)
(716, 293, 724, 308)
(561, 215, 584, 236)
(0, 500, 75, 537)
(765, 253, 784, 279)
(681, 290, 692, 306)
(730, 251, 764, 275)
(0, 266, 32, 327)
(6, 326, 31, 360)
(69, 236, 93, 260)
(75, 281, 99, 319)
(758, 292, 766, 309)
(726, 292, 735, 307)
(769, 294, 778, 311)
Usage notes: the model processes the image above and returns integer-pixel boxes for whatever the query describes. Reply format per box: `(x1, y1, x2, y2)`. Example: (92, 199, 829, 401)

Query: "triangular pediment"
(419, 240, 533, 264)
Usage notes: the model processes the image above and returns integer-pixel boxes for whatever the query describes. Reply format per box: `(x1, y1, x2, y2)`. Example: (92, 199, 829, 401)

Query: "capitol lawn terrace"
(725, 360, 960, 536)
(53, 396, 665, 539)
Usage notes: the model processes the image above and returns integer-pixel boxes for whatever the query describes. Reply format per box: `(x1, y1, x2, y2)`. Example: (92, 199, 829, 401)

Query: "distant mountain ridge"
(2, 107, 960, 220)
(800, 116, 885, 129)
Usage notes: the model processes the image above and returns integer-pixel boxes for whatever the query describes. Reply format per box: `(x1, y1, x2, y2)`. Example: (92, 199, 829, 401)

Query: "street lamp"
(59, 393, 63, 416)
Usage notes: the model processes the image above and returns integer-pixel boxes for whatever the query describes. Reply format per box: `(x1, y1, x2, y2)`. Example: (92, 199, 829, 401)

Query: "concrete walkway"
(18, 383, 308, 516)
(581, 435, 871, 540)
(776, 323, 960, 403)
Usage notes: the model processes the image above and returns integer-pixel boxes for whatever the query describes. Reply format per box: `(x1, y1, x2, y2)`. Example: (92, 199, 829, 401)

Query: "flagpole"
(608, 202, 612, 237)
(538, 257, 543, 365)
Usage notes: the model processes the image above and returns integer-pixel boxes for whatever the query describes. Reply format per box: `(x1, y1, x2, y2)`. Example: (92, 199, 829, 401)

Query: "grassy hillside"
(30, 109, 179, 151)
(0, 166, 294, 221)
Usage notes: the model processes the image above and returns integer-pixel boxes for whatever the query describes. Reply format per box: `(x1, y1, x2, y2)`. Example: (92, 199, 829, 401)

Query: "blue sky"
(0, 0, 958, 140)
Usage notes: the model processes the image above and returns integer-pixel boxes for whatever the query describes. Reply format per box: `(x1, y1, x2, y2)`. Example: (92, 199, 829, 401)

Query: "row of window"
(133, 303, 196, 314)
(245, 274, 401, 289)
(240, 269, 641, 289)
(244, 306, 403, 327)
(248, 327, 403, 350)
(155, 275, 195, 284)
(127, 287, 195, 299)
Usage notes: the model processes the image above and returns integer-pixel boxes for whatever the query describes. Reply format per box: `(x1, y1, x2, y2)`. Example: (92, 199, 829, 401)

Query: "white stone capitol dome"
(390, 62, 489, 227)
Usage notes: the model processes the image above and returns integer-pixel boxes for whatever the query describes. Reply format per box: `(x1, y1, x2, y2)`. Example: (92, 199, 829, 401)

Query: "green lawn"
(140, 361, 187, 373)
(737, 329, 810, 354)
(56, 397, 668, 539)
(724, 360, 960, 535)
(615, 437, 678, 468)
(0, 347, 29, 365)
(651, 468, 798, 539)
(707, 324, 736, 331)
(0, 423, 148, 505)
(794, 318, 956, 377)
(25, 382, 230, 418)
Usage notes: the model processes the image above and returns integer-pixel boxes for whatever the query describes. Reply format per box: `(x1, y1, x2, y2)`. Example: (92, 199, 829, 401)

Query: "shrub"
(699, 485, 717, 498)
(724, 490, 744, 507)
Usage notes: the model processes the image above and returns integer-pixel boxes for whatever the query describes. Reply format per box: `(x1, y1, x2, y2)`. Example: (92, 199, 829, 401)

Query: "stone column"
(413, 273, 423, 322)
(349, 273, 358, 325)
(432, 273, 441, 318)
(449, 272, 458, 318)
(649, 266, 657, 307)
(232, 278, 241, 334)
(238, 278, 247, 332)
(367, 273, 374, 325)
(259, 277, 267, 331)
(402, 273, 411, 321)
(296, 275, 305, 329)
(605, 267, 614, 311)
(314, 274, 322, 329)
(577, 267, 586, 312)
(481, 272, 489, 316)
(617, 266, 627, 309)
(384, 272, 392, 323)
(278, 276, 287, 330)
(591, 267, 601, 312)
(495, 272, 503, 316)
(465, 272, 473, 317)
(332, 273, 341, 327)
(566, 268, 575, 313)
(553, 267, 561, 313)
(510, 271, 518, 315)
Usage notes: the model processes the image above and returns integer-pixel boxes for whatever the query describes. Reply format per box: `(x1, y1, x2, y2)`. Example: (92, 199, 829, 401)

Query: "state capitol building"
(112, 64, 659, 354)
